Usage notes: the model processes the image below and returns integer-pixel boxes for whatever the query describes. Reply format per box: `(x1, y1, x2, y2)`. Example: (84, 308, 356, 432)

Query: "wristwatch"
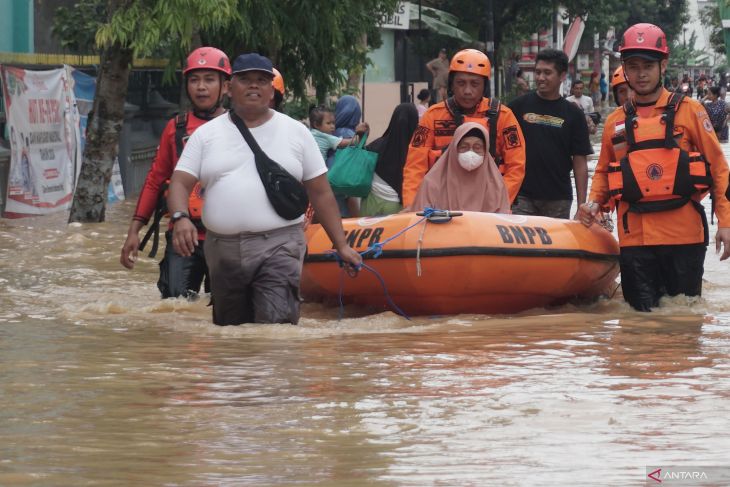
(171, 211, 190, 223)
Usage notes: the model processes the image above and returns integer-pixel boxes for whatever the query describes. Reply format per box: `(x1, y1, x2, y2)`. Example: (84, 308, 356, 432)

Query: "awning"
(408, 3, 472, 42)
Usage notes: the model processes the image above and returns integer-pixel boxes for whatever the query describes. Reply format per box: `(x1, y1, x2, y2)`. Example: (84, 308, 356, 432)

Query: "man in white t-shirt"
(168, 53, 361, 325)
(565, 80, 597, 134)
(565, 80, 594, 113)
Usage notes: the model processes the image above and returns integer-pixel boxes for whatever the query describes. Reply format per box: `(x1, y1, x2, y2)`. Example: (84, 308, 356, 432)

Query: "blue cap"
(231, 53, 274, 76)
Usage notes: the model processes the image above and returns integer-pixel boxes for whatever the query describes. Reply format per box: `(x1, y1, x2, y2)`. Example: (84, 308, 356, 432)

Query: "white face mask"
(457, 150, 484, 171)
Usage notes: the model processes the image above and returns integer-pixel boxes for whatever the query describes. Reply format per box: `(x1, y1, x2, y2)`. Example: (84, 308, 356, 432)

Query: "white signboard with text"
(380, 2, 410, 30)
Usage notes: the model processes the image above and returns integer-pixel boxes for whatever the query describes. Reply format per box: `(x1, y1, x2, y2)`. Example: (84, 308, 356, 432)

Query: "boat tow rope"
(328, 207, 463, 320)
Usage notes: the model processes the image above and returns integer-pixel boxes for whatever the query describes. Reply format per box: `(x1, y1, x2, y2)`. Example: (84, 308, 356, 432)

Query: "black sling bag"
(229, 111, 309, 220)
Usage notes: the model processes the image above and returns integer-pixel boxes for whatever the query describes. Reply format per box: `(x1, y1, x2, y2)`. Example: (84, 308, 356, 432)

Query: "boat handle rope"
(334, 261, 412, 321)
(328, 207, 461, 321)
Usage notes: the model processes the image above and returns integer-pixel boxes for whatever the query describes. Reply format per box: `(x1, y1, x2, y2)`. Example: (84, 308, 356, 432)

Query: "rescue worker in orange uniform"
(120, 47, 231, 299)
(577, 23, 730, 311)
(402, 49, 526, 208)
(611, 65, 632, 107)
(592, 65, 632, 222)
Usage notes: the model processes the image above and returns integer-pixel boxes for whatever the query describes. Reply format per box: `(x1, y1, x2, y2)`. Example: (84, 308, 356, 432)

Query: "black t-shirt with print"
(508, 92, 593, 200)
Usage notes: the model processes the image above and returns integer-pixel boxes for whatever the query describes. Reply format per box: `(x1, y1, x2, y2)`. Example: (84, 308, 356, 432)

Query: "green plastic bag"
(327, 133, 378, 198)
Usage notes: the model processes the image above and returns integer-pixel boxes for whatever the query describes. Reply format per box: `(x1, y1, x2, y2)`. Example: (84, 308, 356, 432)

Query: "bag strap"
(228, 111, 270, 184)
(622, 100, 638, 150)
(174, 112, 188, 161)
(356, 131, 369, 148)
(229, 111, 302, 195)
(663, 92, 684, 149)
(445, 96, 464, 127)
(229, 111, 264, 155)
(139, 199, 165, 258)
(486, 97, 501, 160)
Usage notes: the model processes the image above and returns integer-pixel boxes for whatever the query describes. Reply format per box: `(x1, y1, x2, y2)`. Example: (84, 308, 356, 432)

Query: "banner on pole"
(1, 66, 78, 217)
(1, 65, 124, 217)
(563, 16, 586, 63)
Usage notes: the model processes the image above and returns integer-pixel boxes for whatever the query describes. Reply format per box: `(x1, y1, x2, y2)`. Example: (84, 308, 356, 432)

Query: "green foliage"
(95, 0, 239, 83)
(53, 0, 399, 100)
(428, 0, 688, 55)
(96, 0, 239, 53)
(51, 0, 106, 54)
(96, 0, 239, 62)
(669, 31, 707, 71)
(604, 0, 689, 45)
(283, 95, 318, 124)
(700, 2, 725, 55)
(420, 0, 689, 95)
(203, 0, 399, 101)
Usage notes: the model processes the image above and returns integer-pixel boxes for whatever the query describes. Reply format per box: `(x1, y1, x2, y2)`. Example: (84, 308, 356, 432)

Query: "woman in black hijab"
(360, 103, 419, 216)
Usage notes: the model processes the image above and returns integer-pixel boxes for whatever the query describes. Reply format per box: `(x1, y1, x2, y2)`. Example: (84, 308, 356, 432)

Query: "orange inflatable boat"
(302, 211, 620, 315)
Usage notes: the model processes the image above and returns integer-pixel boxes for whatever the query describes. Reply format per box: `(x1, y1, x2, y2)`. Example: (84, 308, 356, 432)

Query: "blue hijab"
(333, 95, 362, 138)
(327, 95, 364, 167)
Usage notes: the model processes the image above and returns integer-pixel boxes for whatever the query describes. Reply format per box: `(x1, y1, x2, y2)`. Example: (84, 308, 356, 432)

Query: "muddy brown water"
(1, 187, 729, 486)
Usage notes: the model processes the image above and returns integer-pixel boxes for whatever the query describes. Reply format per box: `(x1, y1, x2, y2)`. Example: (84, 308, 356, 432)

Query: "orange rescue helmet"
(619, 23, 669, 60)
(611, 66, 627, 88)
(272, 68, 285, 96)
(449, 49, 491, 79)
(183, 47, 232, 77)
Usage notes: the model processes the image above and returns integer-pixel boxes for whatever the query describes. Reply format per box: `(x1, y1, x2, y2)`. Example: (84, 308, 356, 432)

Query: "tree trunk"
(68, 43, 133, 223)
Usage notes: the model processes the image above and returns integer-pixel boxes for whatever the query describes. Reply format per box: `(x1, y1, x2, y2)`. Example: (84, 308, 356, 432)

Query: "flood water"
(2, 164, 730, 486)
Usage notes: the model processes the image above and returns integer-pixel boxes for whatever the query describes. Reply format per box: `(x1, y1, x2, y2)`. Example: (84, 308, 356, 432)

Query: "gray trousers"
(205, 224, 306, 325)
(511, 195, 572, 219)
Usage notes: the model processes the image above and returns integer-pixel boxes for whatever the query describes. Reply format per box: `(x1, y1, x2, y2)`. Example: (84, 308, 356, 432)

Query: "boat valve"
(417, 210, 463, 223)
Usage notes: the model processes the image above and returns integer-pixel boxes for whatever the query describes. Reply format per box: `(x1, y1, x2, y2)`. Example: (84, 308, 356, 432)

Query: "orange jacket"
(402, 98, 526, 207)
(589, 89, 730, 247)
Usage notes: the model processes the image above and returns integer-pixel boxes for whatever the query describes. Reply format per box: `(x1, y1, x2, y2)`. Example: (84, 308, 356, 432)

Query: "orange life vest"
(606, 93, 713, 238)
(159, 179, 204, 221)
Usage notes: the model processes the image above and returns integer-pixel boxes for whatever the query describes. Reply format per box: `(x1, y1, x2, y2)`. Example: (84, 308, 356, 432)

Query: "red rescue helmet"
(449, 49, 491, 78)
(272, 68, 285, 96)
(183, 47, 232, 77)
(619, 23, 669, 61)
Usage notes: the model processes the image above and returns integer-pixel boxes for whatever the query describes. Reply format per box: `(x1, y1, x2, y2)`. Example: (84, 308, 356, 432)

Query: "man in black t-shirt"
(508, 49, 593, 219)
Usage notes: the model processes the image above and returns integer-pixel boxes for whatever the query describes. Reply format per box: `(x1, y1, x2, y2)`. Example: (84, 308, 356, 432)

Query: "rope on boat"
(416, 222, 427, 277)
(329, 207, 462, 320)
(331, 251, 411, 321)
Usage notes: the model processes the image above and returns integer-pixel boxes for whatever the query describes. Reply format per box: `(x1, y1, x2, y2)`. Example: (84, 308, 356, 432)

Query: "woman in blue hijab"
(334, 95, 363, 139)
(328, 95, 368, 217)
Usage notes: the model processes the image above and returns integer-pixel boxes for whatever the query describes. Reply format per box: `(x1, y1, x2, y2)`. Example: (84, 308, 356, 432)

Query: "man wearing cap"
(577, 23, 730, 311)
(167, 53, 361, 325)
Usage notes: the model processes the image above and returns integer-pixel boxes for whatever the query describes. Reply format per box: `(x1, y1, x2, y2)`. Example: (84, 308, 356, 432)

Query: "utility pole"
(485, 0, 495, 97)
